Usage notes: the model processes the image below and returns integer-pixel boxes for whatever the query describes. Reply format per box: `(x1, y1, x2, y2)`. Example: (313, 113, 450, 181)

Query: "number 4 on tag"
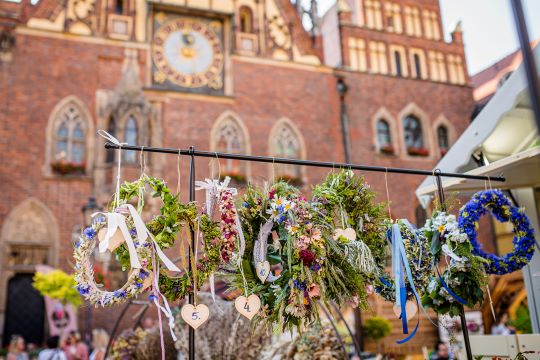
(235, 294, 261, 320)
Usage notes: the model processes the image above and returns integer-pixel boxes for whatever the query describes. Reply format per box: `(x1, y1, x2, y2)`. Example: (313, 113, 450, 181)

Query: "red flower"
(299, 249, 317, 266)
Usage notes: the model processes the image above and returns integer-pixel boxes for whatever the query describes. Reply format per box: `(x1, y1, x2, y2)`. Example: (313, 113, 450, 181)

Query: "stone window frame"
(409, 48, 428, 80)
(432, 114, 456, 156)
(348, 37, 367, 72)
(428, 51, 447, 82)
(43, 95, 95, 178)
(384, 2, 402, 34)
(369, 41, 388, 74)
(210, 110, 252, 180)
(397, 103, 434, 160)
(267, 118, 307, 183)
(389, 44, 408, 77)
(404, 6, 422, 37)
(371, 107, 399, 156)
(364, 0, 383, 30)
(447, 54, 466, 85)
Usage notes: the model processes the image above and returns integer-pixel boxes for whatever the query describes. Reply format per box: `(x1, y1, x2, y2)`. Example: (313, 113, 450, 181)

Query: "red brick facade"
(0, 0, 475, 353)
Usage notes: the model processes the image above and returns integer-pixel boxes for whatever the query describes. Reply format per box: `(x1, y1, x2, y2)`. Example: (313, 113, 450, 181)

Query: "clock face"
(152, 17, 224, 90)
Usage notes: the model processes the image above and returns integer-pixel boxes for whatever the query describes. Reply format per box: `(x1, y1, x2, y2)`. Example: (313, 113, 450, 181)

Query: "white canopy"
(416, 45, 540, 206)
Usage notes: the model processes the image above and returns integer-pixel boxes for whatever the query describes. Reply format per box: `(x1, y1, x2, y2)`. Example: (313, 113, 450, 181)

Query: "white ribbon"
(441, 244, 465, 263)
(98, 211, 142, 269)
(97, 130, 127, 208)
(97, 204, 181, 273)
(253, 219, 280, 282)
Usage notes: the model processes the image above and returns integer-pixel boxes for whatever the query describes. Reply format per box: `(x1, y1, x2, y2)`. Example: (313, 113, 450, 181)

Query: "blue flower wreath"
(458, 189, 536, 275)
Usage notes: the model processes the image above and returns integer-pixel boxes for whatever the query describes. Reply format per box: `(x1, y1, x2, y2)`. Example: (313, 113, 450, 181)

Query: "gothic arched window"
(124, 116, 138, 163)
(377, 119, 391, 147)
(437, 125, 449, 154)
(403, 115, 426, 155)
(53, 104, 86, 166)
(271, 121, 303, 179)
(213, 116, 248, 176)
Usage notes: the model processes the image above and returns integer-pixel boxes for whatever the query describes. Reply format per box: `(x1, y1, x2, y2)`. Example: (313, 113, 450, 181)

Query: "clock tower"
(151, 12, 226, 95)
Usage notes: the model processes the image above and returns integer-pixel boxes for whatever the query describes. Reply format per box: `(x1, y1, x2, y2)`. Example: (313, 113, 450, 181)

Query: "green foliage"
(33, 270, 82, 306)
(363, 316, 392, 342)
(509, 306, 532, 334)
(312, 170, 387, 274)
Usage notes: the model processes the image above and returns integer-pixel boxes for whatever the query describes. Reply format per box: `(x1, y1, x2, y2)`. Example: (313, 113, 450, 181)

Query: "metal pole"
(330, 301, 361, 357)
(104, 143, 506, 183)
(435, 172, 473, 360)
(188, 146, 196, 360)
(510, 0, 540, 133)
(105, 301, 132, 358)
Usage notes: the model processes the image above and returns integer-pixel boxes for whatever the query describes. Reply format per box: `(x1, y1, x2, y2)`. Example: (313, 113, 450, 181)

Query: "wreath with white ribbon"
(74, 175, 182, 306)
(158, 177, 242, 301)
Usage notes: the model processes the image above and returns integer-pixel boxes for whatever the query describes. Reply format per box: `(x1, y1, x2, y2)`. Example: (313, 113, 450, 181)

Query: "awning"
(416, 45, 540, 205)
(417, 146, 540, 198)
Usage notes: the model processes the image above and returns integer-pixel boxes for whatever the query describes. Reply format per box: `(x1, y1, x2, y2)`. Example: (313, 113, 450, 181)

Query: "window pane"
(273, 124, 301, 178)
(55, 140, 68, 160)
(72, 142, 85, 164)
(124, 117, 137, 163)
(404, 115, 424, 148)
(437, 126, 449, 149)
(56, 122, 68, 139)
(215, 118, 246, 174)
(73, 123, 84, 140)
(377, 120, 391, 146)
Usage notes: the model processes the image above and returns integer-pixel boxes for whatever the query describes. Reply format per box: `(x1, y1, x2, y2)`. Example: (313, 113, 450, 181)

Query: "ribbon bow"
(253, 219, 280, 282)
(97, 204, 181, 273)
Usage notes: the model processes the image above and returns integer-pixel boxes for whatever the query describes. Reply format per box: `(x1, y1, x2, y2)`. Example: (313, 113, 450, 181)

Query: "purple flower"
(114, 290, 127, 298)
(77, 284, 90, 295)
(310, 263, 321, 272)
(148, 294, 158, 302)
(129, 227, 137, 237)
(293, 279, 307, 291)
(83, 227, 96, 239)
(139, 270, 149, 280)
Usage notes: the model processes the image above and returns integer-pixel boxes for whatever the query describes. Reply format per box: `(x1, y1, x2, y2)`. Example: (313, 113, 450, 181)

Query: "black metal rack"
(105, 141, 506, 360)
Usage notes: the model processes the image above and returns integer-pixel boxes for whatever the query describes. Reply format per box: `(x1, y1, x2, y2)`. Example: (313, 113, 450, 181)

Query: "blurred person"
(7, 335, 29, 360)
(429, 341, 450, 360)
(63, 331, 88, 360)
(492, 313, 512, 335)
(89, 329, 109, 360)
(38, 336, 67, 360)
(142, 316, 155, 330)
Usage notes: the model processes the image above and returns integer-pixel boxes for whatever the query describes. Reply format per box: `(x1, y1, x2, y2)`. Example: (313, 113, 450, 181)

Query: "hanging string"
(271, 157, 276, 183)
(176, 149, 182, 195)
(97, 130, 127, 209)
(215, 152, 222, 180)
(138, 146, 146, 212)
(384, 168, 393, 221)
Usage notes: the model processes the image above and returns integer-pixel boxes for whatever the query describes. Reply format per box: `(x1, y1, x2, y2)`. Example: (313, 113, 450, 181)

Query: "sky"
(317, 0, 540, 75)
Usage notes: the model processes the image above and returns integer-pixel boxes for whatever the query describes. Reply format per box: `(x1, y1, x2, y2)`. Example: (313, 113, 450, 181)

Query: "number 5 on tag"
(235, 294, 261, 320)
(181, 304, 209, 330)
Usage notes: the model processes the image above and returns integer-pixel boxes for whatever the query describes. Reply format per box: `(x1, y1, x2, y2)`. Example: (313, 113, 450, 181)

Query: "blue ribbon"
(390, 222, 431, 343)
(436, 267, 467, 305)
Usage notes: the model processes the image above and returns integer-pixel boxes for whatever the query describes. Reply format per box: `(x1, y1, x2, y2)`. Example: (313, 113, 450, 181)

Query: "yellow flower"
(437, 225, 445, 232)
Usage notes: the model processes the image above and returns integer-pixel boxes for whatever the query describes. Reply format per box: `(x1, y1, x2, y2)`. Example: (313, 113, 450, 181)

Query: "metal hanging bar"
(188, 146, 196, 360)
(104, 143, 505, 182)
(435, 171, 473, 360)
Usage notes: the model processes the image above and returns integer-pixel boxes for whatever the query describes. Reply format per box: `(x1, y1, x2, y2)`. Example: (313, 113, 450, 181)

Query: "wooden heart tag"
(256, 261, 270, 283)
(333, 227, 356, 242)
(392, 300, 418, 321)
(181, 304, 210, 330)
(235, 294, 261, 320)
(97, 227, 125, 252)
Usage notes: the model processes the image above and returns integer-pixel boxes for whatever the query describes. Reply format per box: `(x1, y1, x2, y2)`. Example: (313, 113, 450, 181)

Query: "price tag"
(181, 303, 210, 330)
(234, 294, 261, 320)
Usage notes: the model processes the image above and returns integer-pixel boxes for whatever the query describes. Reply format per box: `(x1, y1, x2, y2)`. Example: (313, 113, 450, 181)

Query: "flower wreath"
(421, 211, 488, 316)
(158, 180, 239, 301)
(376, 220, 432, 304)
(312, 170, 387, 277)
(229, 181, 371, 333)
(74, 175, 181, 306)
(458, 189, 536, 275)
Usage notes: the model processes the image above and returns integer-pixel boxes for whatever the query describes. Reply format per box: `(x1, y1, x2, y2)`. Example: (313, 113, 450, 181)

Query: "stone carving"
(66, 0, 96, 35)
